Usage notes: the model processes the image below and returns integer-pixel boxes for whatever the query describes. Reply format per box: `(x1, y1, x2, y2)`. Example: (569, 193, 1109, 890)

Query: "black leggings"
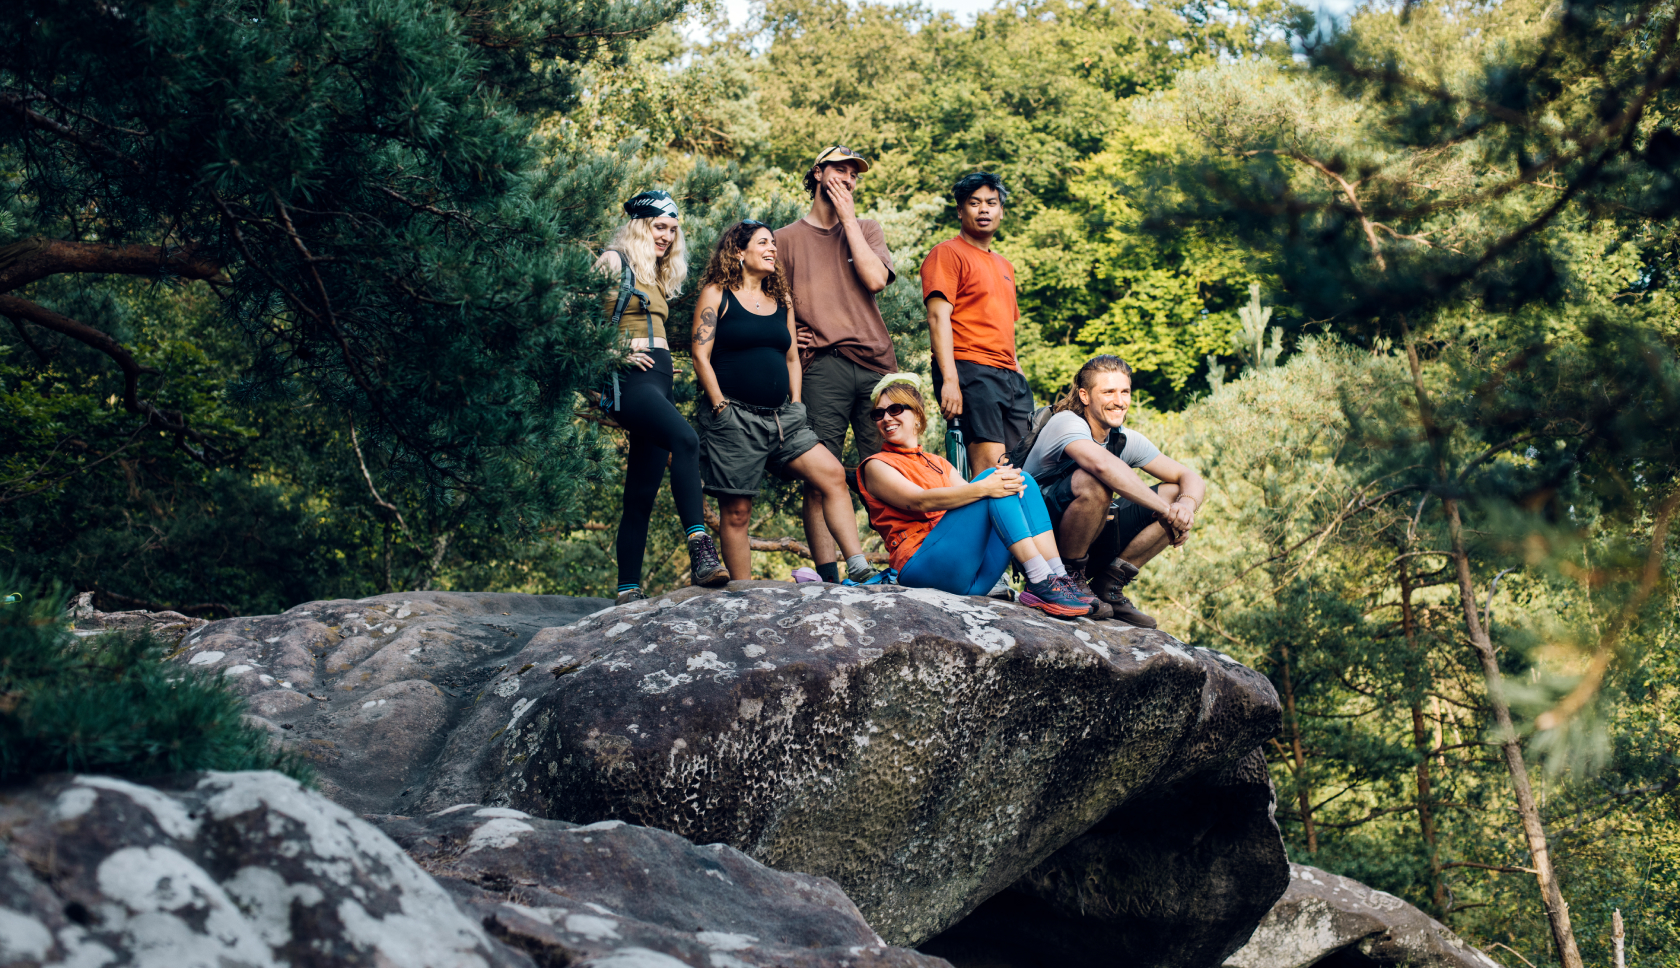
(615, 349, 705, 586)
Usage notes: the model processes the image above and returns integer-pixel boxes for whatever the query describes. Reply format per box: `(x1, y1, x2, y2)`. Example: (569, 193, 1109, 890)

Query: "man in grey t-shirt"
(1022, 355, 1205, 627)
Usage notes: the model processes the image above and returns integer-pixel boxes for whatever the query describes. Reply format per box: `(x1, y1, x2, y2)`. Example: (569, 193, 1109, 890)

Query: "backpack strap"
(602, 249, 655, 411)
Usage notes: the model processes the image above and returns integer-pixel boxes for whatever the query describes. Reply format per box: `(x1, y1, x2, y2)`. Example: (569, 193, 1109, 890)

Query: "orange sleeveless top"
(857, 444, 961, 571)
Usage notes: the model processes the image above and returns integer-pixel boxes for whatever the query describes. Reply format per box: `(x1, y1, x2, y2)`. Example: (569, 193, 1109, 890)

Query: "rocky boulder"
(1223, 864, 1501, 968)
(0, 771, 524, 968)
(65, 591, 208, 645)
(165, 591, 608, 814)
(410, 581, 1284, 947)
(371, 804, 950, 967)
(919, 747, 1289, 967)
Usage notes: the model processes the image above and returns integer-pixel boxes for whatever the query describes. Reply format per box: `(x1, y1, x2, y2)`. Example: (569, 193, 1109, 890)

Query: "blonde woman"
(690, 220, 878, 583)
(596, 190, 728, 603)
(856, 375, 1090, 618)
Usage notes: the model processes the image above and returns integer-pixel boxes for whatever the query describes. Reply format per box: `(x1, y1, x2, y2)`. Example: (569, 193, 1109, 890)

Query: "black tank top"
(713, 288, 791, 408)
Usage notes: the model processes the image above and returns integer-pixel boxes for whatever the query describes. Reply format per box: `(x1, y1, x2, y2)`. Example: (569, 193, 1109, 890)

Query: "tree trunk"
(1400, 561, 1447, 913)
(1445, 497, 1583, 968)
(1277, 643, 1317, 852)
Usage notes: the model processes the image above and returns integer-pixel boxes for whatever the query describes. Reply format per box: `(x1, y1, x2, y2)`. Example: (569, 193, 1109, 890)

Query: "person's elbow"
(864, 272, 890, 294)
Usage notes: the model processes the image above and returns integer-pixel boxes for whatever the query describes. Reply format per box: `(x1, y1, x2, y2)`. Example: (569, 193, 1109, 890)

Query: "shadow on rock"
(918, 748, 1288, 968)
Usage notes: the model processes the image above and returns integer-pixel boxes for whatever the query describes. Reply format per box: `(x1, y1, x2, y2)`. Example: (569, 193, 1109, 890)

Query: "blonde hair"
(873, 381, 929, 435)
(607, 217, 688, 298)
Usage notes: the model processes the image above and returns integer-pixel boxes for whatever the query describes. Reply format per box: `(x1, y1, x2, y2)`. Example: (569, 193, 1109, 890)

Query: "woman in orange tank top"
(856, 376, 1091, 619)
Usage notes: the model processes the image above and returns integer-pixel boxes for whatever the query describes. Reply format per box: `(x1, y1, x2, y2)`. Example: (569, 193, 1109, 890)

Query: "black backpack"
(1003, 405, 1127, 472)
(596, 250, 655, 412)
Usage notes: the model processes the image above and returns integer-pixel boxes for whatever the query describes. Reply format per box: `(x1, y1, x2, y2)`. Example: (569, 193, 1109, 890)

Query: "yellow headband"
(870, 371, 925, 404)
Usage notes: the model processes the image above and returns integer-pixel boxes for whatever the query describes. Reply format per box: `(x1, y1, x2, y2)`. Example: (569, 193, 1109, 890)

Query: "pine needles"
(0, 579, 308, 783)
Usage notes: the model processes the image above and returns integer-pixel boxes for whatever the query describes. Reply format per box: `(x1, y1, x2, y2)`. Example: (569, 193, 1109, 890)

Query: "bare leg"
(1006, 537, 1041, 566)
(788, 447, 863, 560)
(967, 440, 1006, 475)
(718, 495, 754, 581)
(1055, 468, 1111, 560)
(803, 488, 839, 570)
(1118, 483, 1180, 569)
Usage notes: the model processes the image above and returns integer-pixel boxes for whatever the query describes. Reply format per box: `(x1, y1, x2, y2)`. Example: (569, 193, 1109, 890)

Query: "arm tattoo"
(696, 307, 717, 346)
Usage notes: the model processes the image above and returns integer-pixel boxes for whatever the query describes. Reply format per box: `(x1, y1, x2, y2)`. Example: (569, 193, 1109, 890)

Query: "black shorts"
(1040, 466, 1160, 564)
(933, 360, 1033, 450)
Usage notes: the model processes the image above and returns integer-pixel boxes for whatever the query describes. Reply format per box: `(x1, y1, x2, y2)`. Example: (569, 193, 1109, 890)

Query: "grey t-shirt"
(1024, 410, 1162, 504)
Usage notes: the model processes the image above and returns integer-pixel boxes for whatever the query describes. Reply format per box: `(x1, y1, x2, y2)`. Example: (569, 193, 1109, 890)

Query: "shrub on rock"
(0, 580, 305, 782)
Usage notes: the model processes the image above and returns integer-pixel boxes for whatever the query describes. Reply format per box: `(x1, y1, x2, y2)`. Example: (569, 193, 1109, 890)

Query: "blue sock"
(617, 583, 640, 595)
(685, 525, 707, 539)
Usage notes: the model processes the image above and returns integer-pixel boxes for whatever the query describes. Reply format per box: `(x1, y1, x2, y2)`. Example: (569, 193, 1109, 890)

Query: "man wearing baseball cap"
(774, 145, 897, 585)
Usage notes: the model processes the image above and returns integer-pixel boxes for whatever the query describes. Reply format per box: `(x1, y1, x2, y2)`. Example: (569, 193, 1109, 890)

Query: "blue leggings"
(898, 469, 1054, 596)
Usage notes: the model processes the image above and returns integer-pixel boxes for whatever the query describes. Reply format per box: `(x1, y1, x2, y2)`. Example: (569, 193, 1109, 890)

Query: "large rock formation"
(1223, 864, 1502, 968)
(406, 582, 1283, 946)
(919, 747, 1289, 967)
(164, 584, 1288, 957)
(0, 771, 525, 968)
(164, 591, 607, 813)
(0, 771, 946, 968)
(372, 804, 949, 967)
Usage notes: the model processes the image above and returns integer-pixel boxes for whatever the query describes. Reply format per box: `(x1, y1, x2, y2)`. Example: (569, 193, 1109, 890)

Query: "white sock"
(846, 554, 873, 580)
(1048, 556, 1067, 577)
(1023, 555, 1051, 584)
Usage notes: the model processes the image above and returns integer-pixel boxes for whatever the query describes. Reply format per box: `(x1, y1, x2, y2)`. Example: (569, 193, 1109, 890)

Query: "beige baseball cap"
(812, 145, 871, 172)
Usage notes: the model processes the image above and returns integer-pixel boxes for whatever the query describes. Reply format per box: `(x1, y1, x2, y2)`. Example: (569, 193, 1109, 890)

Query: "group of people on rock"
(598, 145, 1205, 624)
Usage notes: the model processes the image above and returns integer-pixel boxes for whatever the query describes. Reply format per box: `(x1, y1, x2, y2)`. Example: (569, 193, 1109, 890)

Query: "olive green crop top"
(601, 255, 668, 342)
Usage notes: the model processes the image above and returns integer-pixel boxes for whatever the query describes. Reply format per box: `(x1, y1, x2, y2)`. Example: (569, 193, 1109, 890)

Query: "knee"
(1071, 469, 1109, 501)
(719, 499, 753, 529)
(670, 425, 699, 457)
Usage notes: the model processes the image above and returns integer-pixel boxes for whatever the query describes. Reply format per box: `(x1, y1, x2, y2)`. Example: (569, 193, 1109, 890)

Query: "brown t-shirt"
(773, 217, 899, 374)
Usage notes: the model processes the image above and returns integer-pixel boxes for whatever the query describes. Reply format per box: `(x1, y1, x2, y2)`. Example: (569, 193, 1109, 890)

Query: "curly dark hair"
(698, 220, 792, 305)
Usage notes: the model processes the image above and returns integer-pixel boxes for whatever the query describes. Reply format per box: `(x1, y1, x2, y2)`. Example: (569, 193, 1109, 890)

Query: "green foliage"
(0, 579, 307, 782)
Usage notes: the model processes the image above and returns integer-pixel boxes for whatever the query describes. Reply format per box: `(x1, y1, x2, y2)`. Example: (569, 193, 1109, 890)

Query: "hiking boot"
(1019, 576, 1092, 619)
(1089, 558, 1157, 628)
(615, 588, 648, 606)
(1058, 570, 1113, 621)
(986, 575, 1015, 601)
(688, 533, 731, 587)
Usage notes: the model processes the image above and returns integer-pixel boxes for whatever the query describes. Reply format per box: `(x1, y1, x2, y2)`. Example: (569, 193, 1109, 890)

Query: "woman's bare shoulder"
(593, 249, 623, 274)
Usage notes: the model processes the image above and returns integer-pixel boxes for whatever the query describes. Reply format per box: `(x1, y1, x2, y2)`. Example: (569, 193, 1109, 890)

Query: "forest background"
(3, 0, 1679, 963)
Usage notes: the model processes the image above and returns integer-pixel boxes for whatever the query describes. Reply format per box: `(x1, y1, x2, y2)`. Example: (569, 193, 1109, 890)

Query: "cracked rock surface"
(0, 771, 526, 968)
(164, 591, 608, 814)
(414, 581, 1283, 947)
(371, 804, 949, 967)
(1222, 864, 1501, 968)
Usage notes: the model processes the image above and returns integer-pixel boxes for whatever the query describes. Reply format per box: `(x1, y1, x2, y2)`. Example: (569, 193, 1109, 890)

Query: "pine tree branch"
(0, 92, 143, 172)
(0, 294, 217, 463)
(0, 238, 223, 294)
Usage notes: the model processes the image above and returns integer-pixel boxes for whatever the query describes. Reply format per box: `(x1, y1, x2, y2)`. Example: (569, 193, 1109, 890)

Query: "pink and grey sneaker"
(1018, 577, 1092, 619)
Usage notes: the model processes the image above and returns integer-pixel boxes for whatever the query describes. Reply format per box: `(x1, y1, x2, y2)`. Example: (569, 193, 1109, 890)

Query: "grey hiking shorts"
(698, 398, 822, 497)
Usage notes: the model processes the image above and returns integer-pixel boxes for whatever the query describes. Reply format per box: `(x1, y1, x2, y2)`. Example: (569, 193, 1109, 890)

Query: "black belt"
(727, 397, 786, 415)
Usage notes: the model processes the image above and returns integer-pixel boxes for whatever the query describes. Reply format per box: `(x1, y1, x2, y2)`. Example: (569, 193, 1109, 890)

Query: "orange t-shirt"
(857, 445, 961, 571)
(919, 237, 1020, 371)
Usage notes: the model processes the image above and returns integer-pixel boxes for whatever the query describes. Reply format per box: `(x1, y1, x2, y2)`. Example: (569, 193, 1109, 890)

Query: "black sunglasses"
(869, 402, 911, 422)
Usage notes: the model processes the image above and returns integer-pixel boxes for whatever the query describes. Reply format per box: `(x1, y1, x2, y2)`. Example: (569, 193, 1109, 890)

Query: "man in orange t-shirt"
(921, 171, 1031, 473)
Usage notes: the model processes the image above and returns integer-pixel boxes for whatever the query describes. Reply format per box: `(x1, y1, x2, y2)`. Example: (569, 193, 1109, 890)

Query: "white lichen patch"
(433, 803, 480, 816)
(96, 844, 281, 967)
(500, 901, 567, 925)
(223, 865, 327, 947)
(639, 670, 693, 694)
(52, 785, 98, 822)
(0, 909, 54, 961)
(188, 650, 226, 666)
(696, 930, 758, 950)
(76, 776, 200, 839)
(472, 807, 530, 819)
(492, 676, 522, 698)
(896, 588, 1016, 653)
(563, 913, 620, 940)
(466, 817, 535, 852)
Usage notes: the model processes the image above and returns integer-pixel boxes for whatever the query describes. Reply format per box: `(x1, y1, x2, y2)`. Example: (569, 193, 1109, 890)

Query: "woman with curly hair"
(691, 220, 877, 583)
(596, 190, 729, 604)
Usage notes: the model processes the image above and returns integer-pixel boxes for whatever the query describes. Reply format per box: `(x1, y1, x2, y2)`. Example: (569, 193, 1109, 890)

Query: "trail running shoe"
(688, 533, 731, 587)
(985, 575, 1015, 601)
(842, 568, 896, 587)
(1019, 577, 1091, 619)
(1059, 568, 1113, 620)
(615, 588, 648, 606)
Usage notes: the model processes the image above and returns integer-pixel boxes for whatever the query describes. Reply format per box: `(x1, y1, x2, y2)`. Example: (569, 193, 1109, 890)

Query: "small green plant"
(0, 577, 309, 783)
